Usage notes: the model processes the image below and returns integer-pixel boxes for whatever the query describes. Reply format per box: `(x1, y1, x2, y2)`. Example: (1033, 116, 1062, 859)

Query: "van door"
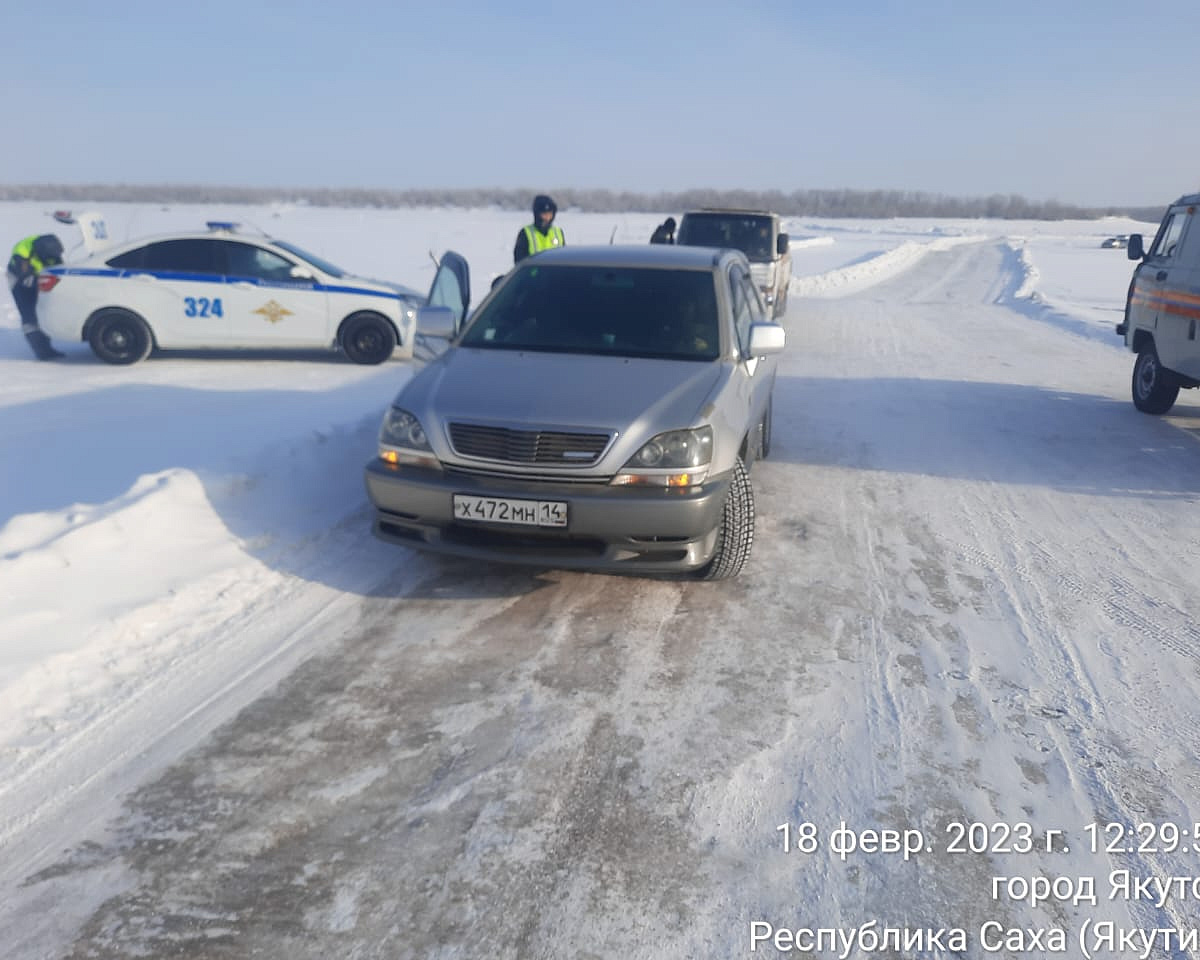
(1163, 207, 1200, 379)
(1132, 207, 1195, 376)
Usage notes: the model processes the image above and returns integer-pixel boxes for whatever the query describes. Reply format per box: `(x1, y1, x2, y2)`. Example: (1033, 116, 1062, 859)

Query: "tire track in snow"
(882, 239, 1200, 937)
(945, 533, 1200, 669)
(944, 499, 1200, 937)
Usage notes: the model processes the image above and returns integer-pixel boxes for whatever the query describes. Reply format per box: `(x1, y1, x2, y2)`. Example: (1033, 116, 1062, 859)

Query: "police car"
(36, 219, 427, 364)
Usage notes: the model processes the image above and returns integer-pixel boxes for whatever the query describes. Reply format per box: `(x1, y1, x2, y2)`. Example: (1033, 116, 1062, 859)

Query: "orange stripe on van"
(1130, 291, 1200, 320)
(1131, 290, 1200, 308)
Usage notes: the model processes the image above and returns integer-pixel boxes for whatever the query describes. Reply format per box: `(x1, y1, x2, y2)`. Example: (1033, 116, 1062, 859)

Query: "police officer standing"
(514, 194, 564, 263)
(7, 233, 65, 360)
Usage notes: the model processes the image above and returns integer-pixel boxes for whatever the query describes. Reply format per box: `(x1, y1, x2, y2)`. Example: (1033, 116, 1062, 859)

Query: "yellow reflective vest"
(11, 235, 51, 274)
(523, 224, 564, 256)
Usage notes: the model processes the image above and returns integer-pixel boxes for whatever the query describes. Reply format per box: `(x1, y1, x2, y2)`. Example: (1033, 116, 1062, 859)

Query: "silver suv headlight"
(612, 426, 713, 488)
(378, 406, 439, 469)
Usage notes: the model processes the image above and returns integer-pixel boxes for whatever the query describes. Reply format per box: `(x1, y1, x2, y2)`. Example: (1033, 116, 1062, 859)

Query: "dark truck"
(676, 209, 792, 317)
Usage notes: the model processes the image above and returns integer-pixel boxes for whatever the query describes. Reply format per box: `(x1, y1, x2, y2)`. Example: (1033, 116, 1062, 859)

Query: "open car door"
(426, 251, 470, 335)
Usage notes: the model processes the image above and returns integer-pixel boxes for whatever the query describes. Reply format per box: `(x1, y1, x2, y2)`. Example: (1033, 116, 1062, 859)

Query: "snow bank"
(1005, 238, 1041, 300)
(790, 234, 986, 298)
(996, 237, 1128, 344)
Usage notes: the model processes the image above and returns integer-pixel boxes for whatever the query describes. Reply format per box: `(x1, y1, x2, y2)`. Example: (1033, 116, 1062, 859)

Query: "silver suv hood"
(402, 347, 726, 463)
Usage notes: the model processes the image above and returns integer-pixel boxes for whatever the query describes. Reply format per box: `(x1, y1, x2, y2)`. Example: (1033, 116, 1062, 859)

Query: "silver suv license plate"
(453, 494, 568, 528)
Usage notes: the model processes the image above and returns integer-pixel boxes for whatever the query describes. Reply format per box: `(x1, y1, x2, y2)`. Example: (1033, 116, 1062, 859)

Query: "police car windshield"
(273, 241, 346, 278)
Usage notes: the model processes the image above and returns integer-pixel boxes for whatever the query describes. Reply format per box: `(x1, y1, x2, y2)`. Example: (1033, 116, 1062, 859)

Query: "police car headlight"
(378, 407, 440, 469)
(612, 427, 712, 487)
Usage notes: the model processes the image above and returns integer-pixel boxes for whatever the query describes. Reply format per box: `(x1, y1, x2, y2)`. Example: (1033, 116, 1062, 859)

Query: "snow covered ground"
(6, 203, 1145, 762)
(6, 201, 1197, 958)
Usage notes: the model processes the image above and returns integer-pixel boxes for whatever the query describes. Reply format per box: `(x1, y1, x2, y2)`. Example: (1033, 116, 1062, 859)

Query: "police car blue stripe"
(47, 266, 405, 300)
(48, 267, 123, 277)
(318, 283, 404, 300)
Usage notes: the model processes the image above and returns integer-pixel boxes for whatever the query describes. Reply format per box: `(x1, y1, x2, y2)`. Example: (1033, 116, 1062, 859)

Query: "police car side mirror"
(1126, 234, 1144, 261)
(290, 265, 316, 280)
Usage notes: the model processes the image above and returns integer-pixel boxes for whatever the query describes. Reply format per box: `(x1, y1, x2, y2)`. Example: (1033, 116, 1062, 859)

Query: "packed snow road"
(15, 240, 1200, 958)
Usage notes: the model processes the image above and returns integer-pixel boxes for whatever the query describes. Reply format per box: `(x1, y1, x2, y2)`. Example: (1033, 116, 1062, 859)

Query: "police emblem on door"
(254, 300, 294, 324)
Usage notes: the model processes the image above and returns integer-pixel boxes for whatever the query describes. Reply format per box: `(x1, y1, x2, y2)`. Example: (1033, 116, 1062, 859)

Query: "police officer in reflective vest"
(7, 233, 65, 360)
(513, 194, 565, 264)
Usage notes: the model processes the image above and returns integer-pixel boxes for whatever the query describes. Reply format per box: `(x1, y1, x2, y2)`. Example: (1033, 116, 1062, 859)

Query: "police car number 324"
(36, 218, 427, 365)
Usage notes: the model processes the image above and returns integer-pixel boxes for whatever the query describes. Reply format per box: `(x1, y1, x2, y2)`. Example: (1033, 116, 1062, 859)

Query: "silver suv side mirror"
(417, 305, 458, 339)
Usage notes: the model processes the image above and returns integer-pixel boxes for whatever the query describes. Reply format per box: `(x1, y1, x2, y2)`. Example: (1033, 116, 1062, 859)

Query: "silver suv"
(364, 244, 785, 579)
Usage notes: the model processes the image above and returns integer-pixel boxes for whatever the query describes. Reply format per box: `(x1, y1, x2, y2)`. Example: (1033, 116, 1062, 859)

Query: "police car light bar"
(206, 221, 240, 231)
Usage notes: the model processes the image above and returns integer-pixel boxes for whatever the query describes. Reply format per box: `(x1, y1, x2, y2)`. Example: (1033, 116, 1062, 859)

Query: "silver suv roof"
(527, 244, 734, 271)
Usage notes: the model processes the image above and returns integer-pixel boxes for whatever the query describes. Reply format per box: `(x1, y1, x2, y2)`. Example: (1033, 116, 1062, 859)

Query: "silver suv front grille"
(449, 422, 612, 466)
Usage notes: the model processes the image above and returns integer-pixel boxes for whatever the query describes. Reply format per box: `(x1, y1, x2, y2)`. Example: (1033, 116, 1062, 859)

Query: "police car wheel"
(88, 309, 153, 365)
(1132, 343, 1179, 415)
(341, 313, 396, 365)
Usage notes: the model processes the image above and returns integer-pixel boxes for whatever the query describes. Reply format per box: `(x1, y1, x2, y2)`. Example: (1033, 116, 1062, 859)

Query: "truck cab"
(676, 209, 792, 318)
(1119, 195, 1200, 414)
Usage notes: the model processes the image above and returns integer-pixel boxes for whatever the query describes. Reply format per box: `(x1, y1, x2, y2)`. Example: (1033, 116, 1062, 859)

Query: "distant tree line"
(0, 182, 1163, 222)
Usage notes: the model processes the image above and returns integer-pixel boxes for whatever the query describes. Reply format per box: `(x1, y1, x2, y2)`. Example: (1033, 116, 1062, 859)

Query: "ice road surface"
(3, 202, 1200, 959)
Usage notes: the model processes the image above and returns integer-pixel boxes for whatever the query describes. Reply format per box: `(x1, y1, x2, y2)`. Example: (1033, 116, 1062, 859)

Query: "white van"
(1118, 195, 1200, 413)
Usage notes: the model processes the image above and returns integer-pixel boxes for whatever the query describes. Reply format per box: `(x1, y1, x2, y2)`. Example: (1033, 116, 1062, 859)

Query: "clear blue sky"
(5, 0, 1197, 206)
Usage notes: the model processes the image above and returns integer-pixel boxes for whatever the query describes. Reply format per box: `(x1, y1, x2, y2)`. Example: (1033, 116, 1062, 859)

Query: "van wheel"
(341, 313, 396, 365)
(1132, 343, 1179, 414)
(696, 457, 755, 580)
(88, 309, 153, 364)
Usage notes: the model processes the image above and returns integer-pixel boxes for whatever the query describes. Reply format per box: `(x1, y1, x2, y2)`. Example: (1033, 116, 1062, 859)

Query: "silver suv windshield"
(460, 265, 720, 361)
(678, 214, 774, 262)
